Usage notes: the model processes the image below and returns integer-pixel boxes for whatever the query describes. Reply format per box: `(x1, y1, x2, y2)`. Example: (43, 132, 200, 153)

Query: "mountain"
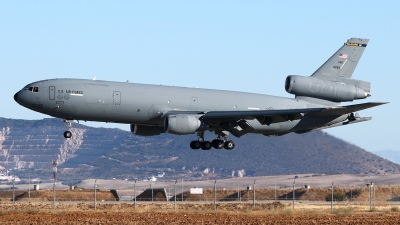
(0, 117, 399, 183)
(372, 150, 400, 165)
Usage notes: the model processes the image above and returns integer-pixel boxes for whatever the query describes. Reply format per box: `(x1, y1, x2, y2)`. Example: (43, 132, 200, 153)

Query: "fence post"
(331, 181, 334, 212)
(253, 180, 256, 208)
(181, 177, 183, 202)
(12, 178, 15, 210)
(134, 179, 137, 209)
(292, 179, 295, 210)
(174, 180, 177, 211)
(28, 175, 31, 203)
(151, 184, 153, 202)
(274, 176, 277, 201)
(214, 180, 216, 210)
(94, 179, 97, 210)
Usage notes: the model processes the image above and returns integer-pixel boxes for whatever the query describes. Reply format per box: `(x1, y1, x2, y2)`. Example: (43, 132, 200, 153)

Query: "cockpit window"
(24, 86, 39, 92)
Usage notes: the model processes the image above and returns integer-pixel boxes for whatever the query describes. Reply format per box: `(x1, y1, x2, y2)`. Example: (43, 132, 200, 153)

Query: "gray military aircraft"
(14, 38, 386, 150)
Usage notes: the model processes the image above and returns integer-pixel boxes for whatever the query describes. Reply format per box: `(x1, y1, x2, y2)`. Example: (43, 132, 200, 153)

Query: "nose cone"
(14, 92, 18, 102)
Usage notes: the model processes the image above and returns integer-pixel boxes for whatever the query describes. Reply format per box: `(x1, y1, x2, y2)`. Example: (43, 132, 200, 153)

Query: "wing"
(162, 107, 327, 138)
(308, 102, 388, 117)
(201, 108, 326, 125)
(161, 102, 387, 137)
(162, 108, 327, 125)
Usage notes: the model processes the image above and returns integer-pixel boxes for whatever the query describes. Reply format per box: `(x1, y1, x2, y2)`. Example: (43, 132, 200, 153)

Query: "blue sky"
(1, 1, 399, 152)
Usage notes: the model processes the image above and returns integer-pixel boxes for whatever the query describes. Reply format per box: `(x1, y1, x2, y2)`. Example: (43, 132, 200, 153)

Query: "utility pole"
(331, 181, 334, 212)
(292, 178, 295, 210)
(253, 180, 256, 208)
(94, 179, 97, 210)
(134, 179, 137, 209)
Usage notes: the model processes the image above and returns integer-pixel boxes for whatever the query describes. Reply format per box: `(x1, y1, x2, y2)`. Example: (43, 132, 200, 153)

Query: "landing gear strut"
(63, 119, 73, 139)
(189, 132, 235, 150)
(189, 132, 212, 150)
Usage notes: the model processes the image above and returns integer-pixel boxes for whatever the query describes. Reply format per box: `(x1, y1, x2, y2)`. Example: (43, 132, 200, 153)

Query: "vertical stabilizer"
(311, 38, 369, 79)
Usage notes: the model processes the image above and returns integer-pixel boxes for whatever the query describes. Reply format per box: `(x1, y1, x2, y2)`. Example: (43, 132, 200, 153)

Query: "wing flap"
(202, 108, 325, 124)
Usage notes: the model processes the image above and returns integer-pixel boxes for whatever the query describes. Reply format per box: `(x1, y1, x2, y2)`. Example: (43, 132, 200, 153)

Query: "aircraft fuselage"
(14, 79, 345, 136)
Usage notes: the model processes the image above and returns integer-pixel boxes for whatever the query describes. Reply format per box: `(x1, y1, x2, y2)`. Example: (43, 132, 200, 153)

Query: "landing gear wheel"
(224, 140, 235, 150)
(211, 139, 218, 148)
(63, 131, 72, 139)
(201, 141, 212, 150)
(190, 141, 201, 150)
(212, 139, 224, 149)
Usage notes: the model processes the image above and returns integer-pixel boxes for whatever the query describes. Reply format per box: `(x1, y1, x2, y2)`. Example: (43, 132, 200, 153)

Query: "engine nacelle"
(285, 75, 370, 102)
(164, 114, 201, 135)
(130, 124, 164, 136)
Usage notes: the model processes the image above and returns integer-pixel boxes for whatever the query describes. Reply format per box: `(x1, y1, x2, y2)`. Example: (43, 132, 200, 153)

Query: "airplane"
(14, 38, 386, 150)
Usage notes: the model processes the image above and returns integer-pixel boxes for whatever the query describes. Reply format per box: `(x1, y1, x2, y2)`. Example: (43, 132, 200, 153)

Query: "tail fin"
(312, 38, 369, 79)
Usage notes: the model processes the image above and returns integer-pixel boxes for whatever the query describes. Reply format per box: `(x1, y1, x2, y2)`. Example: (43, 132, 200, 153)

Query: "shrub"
(325, 193, 346, 201)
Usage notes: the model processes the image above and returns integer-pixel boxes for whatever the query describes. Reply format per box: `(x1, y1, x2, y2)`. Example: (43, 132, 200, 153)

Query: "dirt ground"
(1, 188, 400, 224)
(0, 203, 400, 224)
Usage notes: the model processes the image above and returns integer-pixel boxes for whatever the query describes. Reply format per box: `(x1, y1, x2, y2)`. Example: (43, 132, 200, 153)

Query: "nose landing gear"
(63, 119, 73, 139)
(63, 131, 72, 138)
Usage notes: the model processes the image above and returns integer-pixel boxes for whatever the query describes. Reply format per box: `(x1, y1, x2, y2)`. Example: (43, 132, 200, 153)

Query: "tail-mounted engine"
(285, 75, 370, 102)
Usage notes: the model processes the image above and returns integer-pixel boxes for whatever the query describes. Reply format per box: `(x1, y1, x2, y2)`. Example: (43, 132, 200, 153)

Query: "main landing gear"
(63, 119, 73, 139)
(190, 132, 235, 150)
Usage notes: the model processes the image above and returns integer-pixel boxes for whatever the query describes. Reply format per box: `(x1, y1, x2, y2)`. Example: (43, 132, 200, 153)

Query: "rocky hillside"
(0, 117, 398, 182)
